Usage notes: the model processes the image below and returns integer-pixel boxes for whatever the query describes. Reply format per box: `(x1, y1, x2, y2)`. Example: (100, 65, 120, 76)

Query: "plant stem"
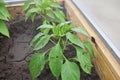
(63, 38, 69, 51)
(69, 57, 78, 61)
(56, 77, 59, 80)
(63, 54, 67, 61)
(50, 39, 56, 45)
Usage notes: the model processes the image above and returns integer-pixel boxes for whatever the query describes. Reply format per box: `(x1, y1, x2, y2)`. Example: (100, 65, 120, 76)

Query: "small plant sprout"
(29, 21, 95, 80)
(22, 0, 66, 23)
(0, 0, 11, 37)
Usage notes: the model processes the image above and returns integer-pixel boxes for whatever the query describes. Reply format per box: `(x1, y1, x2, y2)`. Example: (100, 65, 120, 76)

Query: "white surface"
(4, 0, 26, 3)
(4, 0, 25, 2)
(73, 0, 120, 60)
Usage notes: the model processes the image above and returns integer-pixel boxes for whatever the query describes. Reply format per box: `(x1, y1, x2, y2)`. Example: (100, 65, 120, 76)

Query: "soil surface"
(0, 17, 100, 80)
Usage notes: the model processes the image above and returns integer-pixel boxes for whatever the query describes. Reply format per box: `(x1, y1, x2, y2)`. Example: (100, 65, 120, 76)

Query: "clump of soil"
(0, 17, 100, 80)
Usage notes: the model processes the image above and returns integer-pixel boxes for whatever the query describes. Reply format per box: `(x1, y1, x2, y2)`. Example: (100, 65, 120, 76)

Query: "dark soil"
(0, 17, 100, 80)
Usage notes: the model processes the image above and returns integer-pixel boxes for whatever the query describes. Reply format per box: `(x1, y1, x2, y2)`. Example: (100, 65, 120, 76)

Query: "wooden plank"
(7, 6, 24, 19)
(64, 0, 120, 80)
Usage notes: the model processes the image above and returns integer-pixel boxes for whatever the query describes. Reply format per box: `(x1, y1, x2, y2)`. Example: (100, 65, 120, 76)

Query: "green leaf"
(29, 52, 47, 80)
(0, 12, 8, 21)
(75, 46, 93, 74)
(31, 13, 36, 22)
(66, 32, 84, 48)
(59, 23, 73, 36)
(25, 8, 40, 21)
(34, 0, 41, 7)
(54, 9, 65, 22)
(84, 42, 95, 58)
(51, 3, 62, 8)
(47, 11, 55, 19)
(52, 25, 60, 38)
(0, 20, 9, 37)
(0, 4, 11, 20)
(25, 12, 31, 21)
(61, 60, 80, 80)
(72, 27, 89, 37)
(37, 24, 53, 34)
(59, 9, 66, 19)
(34, 35, 51, 50)
(26, 7, 39, 14)
(30, 32, 43, 46)
(0, 0, 5, 5)
(41, 28, 50, 34)
(22, 1, 30, 11)
(59, 21, 71, 27)
(37, 24, 53, 30)
(49, 43, 63, 78)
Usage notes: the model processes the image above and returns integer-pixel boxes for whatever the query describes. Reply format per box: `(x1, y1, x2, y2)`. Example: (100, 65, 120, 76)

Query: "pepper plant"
(22, 0, 66, 23)
(0, 0, 11, 37)
(29, 21, 95, 80)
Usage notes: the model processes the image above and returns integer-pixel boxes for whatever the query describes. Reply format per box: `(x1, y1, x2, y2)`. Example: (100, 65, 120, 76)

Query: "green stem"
(63, 54, 67, 61)
(50, 39, 56, 45)
(69, 57, 78, 61)
(56, 77, 59, 80)
(63, 39, 68, 51)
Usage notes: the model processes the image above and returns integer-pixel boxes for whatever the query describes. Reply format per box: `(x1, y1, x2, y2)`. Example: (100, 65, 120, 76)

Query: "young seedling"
(29, 21, 95, 80)
(0, 0, 11, 37)
(22, 0, 66, 23)
(23, 0, 95, 80)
